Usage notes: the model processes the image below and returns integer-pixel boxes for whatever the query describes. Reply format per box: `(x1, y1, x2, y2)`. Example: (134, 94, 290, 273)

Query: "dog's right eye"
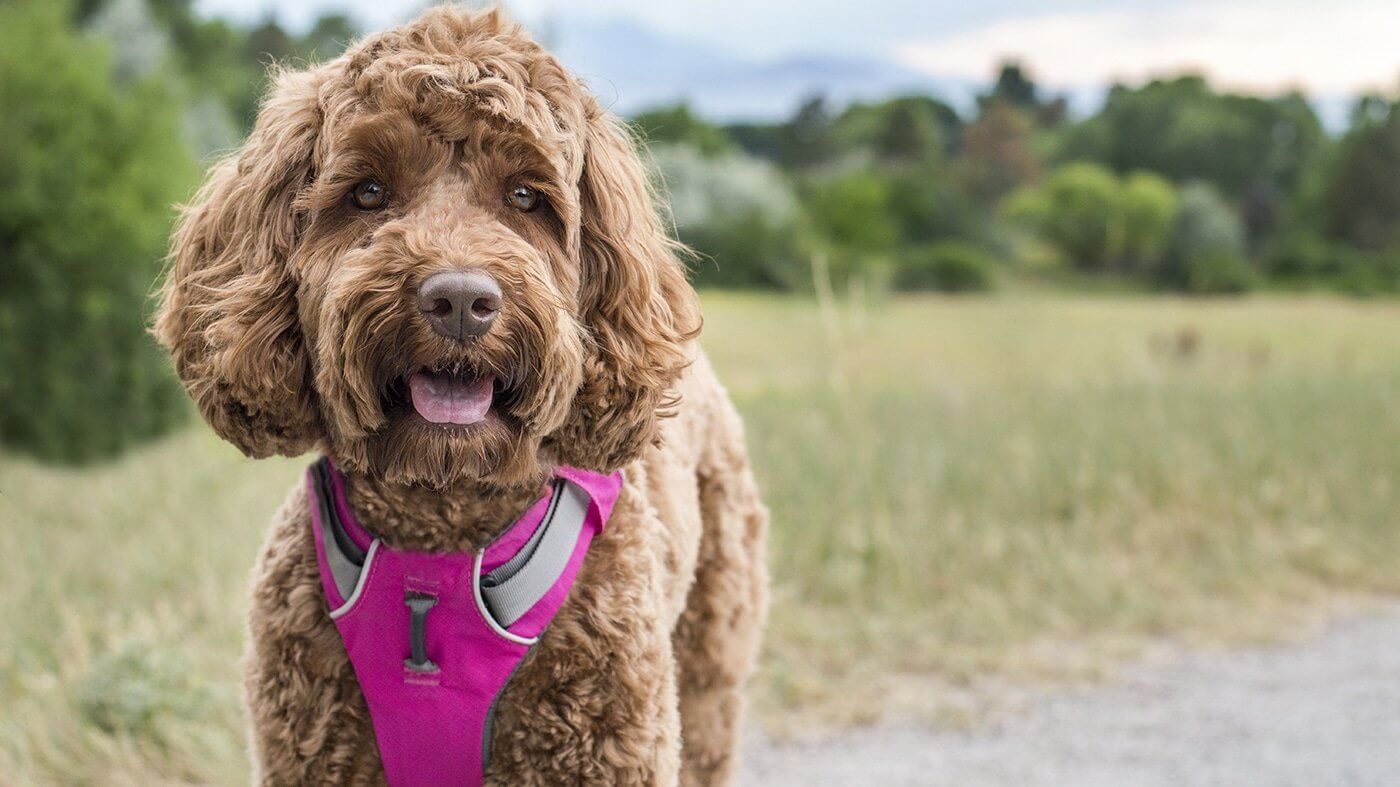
(351, 180, 388, 210)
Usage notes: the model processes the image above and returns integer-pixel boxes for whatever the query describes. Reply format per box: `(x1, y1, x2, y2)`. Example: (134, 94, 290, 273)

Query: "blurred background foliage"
(0, 1, 195, 464)
(2, 0, 1400, 464)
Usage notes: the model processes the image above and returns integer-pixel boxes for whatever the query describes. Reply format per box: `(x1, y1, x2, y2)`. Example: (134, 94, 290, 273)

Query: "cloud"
(896, 0, 1400, 95)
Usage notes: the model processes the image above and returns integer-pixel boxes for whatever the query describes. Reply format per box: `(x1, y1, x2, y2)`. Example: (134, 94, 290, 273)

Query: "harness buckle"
(404, 591, 439, 673)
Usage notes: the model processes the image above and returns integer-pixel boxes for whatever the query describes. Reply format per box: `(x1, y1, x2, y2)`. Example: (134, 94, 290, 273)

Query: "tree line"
(640, 68, 1400, 296)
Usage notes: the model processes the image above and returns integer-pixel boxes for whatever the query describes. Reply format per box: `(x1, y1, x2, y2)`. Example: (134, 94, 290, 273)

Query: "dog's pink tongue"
(408, 371, 494, 425)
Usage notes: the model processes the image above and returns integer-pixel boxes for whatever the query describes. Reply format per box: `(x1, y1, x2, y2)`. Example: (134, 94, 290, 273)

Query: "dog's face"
(156, 8, 698, 488)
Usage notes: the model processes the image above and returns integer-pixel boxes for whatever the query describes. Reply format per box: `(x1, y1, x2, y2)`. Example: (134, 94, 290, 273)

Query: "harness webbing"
(312, 459, 592, 630)
(310, 458, 364, 599)
(480, 479, 590, 627)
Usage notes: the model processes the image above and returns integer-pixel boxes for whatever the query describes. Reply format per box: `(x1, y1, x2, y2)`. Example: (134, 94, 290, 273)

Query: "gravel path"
(742, 605, 1400, 786)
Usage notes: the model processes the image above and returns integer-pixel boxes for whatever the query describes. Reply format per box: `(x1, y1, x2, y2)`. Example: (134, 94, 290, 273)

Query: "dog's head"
(155, 8, 699, 488)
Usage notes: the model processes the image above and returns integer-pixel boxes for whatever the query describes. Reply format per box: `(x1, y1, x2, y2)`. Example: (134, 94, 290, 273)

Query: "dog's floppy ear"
(550, 111, 701, 471)
(154, 67, 328, 457)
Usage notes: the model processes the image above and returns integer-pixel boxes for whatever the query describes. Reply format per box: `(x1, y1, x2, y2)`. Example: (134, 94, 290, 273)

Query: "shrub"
(895, 242, 998, 292)
(1266, 232, 1339, 280)
(1004, 164, 1178, 273)
(1119, 172, 1179, 269)
(1334, 246, 1400, 296)
(648, 143, 810, 288)
(887, 168, 987, 246)
(800, 171, 900, 286)
(1184, 253, 1257, 294)
(1159, 183, 1250, 292)
(801, 171, 899, 252)
(682, 213, 813, 290)
(1266, 234, 1400, 294)
(1034, 163, 1121, 269)
(0, 1, 196, 462)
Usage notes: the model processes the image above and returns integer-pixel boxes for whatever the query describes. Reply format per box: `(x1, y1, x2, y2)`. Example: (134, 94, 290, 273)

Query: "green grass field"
(3, 293, 1399, 784)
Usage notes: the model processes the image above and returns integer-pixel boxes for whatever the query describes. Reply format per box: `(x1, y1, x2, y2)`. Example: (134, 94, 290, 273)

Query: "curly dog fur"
(154, 7, 768, 784)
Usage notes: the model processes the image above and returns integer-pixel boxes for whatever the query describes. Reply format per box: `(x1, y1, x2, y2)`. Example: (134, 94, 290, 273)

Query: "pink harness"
(306, 457, 622, 786)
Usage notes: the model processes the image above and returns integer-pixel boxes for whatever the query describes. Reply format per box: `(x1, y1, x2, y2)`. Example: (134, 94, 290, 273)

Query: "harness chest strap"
(306, 457, 623, 787)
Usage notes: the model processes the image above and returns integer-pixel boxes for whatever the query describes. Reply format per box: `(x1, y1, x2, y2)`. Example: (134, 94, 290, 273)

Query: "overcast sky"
(193, 0, 1400, 96)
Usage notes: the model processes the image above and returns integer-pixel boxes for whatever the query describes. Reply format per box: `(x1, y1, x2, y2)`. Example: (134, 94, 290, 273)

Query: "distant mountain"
(543, 14, 1352, 133)
(545, 15, 984, 121)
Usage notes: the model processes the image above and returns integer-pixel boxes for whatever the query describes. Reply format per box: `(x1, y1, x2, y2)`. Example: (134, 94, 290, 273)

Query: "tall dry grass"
(711, 293, 1400, 725)
(2, 294, 1398, 782)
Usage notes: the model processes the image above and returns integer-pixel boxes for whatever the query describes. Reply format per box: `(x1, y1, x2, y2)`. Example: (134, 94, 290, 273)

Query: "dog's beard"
(358, 355, 540, 487)
(359, 405, 540, 488)
(318, 307, 585, 490)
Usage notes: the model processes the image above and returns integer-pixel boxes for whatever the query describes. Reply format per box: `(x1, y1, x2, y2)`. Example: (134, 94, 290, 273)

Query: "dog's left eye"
(351, 180, 388, 210)
(506, 185, 541, 213)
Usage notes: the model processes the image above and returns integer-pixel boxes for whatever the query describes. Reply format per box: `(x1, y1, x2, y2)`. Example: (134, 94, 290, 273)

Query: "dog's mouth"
(385, 360, 520, 428)
(407, 367, 495, 425)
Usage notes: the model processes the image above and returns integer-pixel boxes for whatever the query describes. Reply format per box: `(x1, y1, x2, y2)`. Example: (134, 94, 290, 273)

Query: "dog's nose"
(417, 270, 502, 340)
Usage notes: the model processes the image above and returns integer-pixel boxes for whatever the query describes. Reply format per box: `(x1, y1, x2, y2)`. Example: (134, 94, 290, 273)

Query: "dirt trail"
(742, 604, 1400, 786)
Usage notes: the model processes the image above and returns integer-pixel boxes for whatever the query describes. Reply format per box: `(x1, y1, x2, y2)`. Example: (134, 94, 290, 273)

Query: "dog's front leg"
(484, 487, 682, 786)
(243, 490, 385, 786)
(674, 389, 769, 787)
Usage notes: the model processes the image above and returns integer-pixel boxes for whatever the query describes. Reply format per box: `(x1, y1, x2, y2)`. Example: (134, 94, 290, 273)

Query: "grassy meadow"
(3, 293, 1399, 783)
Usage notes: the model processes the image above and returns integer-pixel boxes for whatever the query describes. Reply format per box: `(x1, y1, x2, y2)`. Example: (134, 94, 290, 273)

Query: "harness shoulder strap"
(479, 479, 591, 628)
(309, 457, 366, 601)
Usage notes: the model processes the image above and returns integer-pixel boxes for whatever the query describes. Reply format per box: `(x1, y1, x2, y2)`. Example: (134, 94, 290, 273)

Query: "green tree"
(984, 61, 1038, 110)
(978, 61, 1067, 127)
(802, 96, 975, 250)
(726, 121, 785, 162)
(632, 104, 734, 157)
(956, 99, 1042, 205)
(1054, 78, 1330, 256)
(835, 96, 959, 167)
(1348, 93, 1391, 130)
(801, 171, 899, 283)
(803, 173, 898, 251)
(300, 13, 357, 60)
(0, 0, 196, 461)
(873, 100, 941, 163)
(780, 96, 839, 170)
(1055, 76, 1325, 235)
(244, 15, 296, 65)
(1320, 99, 1400, 250)
(79, 0, 359, 131)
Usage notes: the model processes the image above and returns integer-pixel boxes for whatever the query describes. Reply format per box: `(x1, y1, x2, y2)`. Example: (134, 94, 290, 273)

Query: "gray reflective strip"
(479, 480, 589, 628)
(311, 459, 365, 601)
(482, 480, 564, 586)
(323, 528, 363, 602)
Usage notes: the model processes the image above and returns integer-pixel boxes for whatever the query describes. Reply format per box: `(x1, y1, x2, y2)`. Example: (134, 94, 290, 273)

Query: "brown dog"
(154, 7, 767, 784)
